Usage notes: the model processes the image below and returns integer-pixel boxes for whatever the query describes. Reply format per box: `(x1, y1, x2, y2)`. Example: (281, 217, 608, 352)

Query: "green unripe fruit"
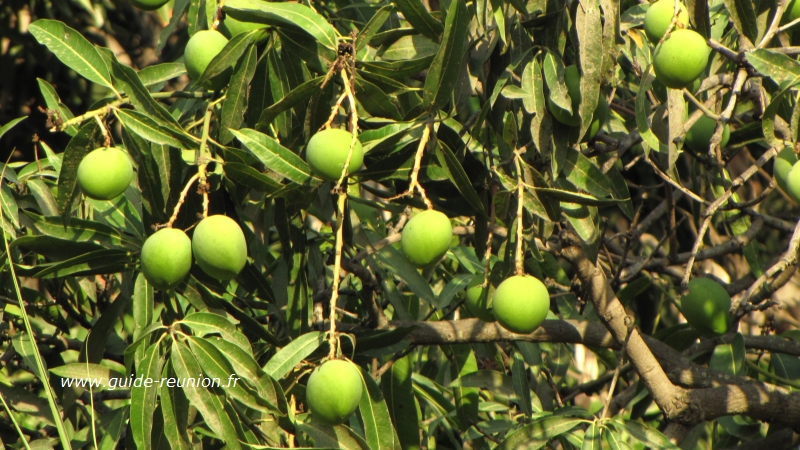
(684, 115, 730, 152)
(77, 147, 134, 200)
(465, 276, 495, 322)
(141, 228, 193, 290)
(184, 30, 230, 90)
(653, 30, 710, 89)
(305, 129, 364, 181)
(773, 146, 798, 193)
(218, 16, 267, 39)
(192, 215, 247, 281)
(785, 161, 800, 202)
(644, 0, 689, 43)
(306, 359, 363, 424)
(400, 210, 453, 267)
(680, 277, 732, 337)
(129, 0, 170, 11)
(783, 0, 800, 26)
(492, 275, 550, 334)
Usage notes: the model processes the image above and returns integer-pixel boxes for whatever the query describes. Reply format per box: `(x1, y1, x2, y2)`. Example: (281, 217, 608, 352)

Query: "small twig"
(388, 118, 434, 209)
(540, 366, 564, 408)
(514, 151, 525, 275)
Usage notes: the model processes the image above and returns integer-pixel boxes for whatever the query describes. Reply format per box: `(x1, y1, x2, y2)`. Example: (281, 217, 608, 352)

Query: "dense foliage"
(1, 0, 800, 448)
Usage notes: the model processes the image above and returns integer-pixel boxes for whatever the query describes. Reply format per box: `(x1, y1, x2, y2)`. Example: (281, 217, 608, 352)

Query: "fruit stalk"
(392, 118, 434, 209)
(93, 116, 111, 147)
(197, 106, 214, 217)
(514, 152, 525, 276)
(327, 192, 347, 359)
(165, 173, 201, 228)
(658, 0, 685, 43)
(336, 68, 358, 190)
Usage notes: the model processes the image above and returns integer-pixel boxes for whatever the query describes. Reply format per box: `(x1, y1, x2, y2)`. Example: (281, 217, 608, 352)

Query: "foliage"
(1, 0, 800, 448)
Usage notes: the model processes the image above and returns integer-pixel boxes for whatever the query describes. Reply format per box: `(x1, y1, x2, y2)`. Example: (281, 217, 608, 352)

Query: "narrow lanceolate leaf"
(0, 117, 26, 143)
(581, 421, 602, 450)
(262, 331, 324, 379)
(562, 148, 613, 198)
(224, 0, 339, 50)
(434, 141, 485, 216)
(115, 109, 196, 149)
(394, 0, 443, 41)
(512, 353, 533, 418)
(12, 333, 47, 379)
(381, 355, 420, 450)
(56, 121, 100, 222)
(256, 76, 325, 130)
(358, 366, 400, 450)
(722, 0, 758, 44)
(747, 49, 800, 87)
(158, 0, 190, 52)
(49, 363, 124, 389)
(186, 336, 266, 411)
(109, 58, 181, 127)
(296, 419, 371, 450)
(357, 4, 394, 52)
(498, 416, 588, 449)
(543, 51, 573, 113)
(224, 162, 283, 194)
(138, 62, 186, 86)
(1, 184, 19, 229)
(131, 343, 163, 450)
(178, 312, 251, 352)
(610, 419, 679, 449)
(29, 19, 114, 89)
(220, 44, 258, 144)
(635, 67, 662, 154)
(422, 0, 468, 112)
(374, 244, 437, 305)
(133, 273, 154, 341)
(37, 79, 77, 136)
(195, 31, 256, 88)
(709, 332, 746, 376)
(575, 0, 603, 141)
(171, 339, 242, 450)
(231, 128, 317, 184)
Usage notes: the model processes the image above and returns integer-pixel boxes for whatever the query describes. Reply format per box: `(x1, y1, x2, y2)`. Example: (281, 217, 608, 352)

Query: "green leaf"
(138, 62, 186, 87)
(722, 0, 758, 44)
(512, 353, 533, 417)
(195, 31, 256, 88)
(373, 243, 437, 305)
(170, 339, 242, 449)
(158, 0, 190, 52)
(636, 67, 662, 154)
(224, 0, 339, 50)
(87, 195, 144, 241)
(206, 337, 280, 410)
(356, 4, 394, 53)
(448, 370, 515, 395)
(29, 19, 114, 89)
(709, 332, 746, 376)
(130, 344, 163, 450)
(747, 49, 800, 87)
(116, 109, 196, 149)
(108, 58, 182, 128)
(262, 331, 324, 379)
(97, 407, 129, 450)
(434, 141, 485, 216)
(12, 333, 47, 379)
(30, 248, 129, 278)
(24, 211, 139, 250)
(393, 0, 443, 41)
(611, 419, 679, 449)
(581, 421, 602, 450)
(360, 56, 436, 79)
(37, 79, 77, 136)
(224, 162, 284, 194)
(358, 366, 400, 450)
(255, 76, 324, 130)
(297, 418, 371, 450)
(575, 0, 603, 141)
(56, 121, 99, 221)
(436, 273, 473, 309)
(422, 0, 468, 112)
(381, 355, 420, 450)
(543, 51, 573, 114)
(1, 183, 19, 229)
(133, 273, 154, 342)
(562, 147, 613, 199)
(179, 311, 251, 353)
(185, 336, 266, 410)
(220, 44, 258, 144)
(355, 77, 403, 120)
(498, 416, 588, 449)
(771, 353, 800, 380)
(231, 128, 317, 184)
